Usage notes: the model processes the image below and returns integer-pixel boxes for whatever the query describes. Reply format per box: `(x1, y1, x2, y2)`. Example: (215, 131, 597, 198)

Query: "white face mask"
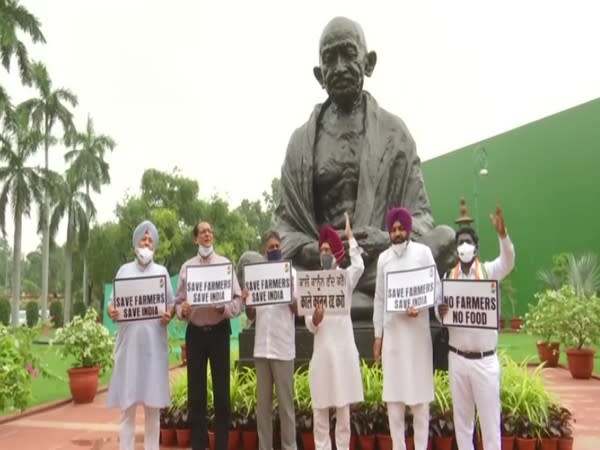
(135, 247, 154, 265)
(198, 245, 213, 258)
(391, 241, 409, 257)
(457, 243, 476, 263)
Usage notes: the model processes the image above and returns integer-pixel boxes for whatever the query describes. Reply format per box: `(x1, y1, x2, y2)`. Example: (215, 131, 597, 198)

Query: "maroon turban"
(318, 225, 345, 264)
(386, 207, 412, 234)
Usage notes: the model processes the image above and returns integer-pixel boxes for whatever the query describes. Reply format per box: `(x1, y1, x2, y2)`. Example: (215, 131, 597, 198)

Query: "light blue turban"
(132, 220, 159, 248)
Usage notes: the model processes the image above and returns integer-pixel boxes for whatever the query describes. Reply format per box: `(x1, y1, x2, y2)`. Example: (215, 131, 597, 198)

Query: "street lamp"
(473, 145, 489, 234)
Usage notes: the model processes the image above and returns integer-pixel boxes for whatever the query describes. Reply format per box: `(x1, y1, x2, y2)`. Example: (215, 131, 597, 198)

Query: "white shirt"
(253, 267, 297, 361)
(447, 235, 515, 352)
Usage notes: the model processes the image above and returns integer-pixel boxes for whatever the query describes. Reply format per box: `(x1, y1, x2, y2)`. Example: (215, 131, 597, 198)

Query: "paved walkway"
(0, 366, 598, 450)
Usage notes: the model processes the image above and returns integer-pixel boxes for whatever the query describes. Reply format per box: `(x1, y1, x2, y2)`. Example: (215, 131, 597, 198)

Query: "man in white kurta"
(373, 207, 441, 450)
(439, 206, 515, 450)
(107, 220, 175, 450)
(306, 213, 364, 450)
(243, 230, 298, 450)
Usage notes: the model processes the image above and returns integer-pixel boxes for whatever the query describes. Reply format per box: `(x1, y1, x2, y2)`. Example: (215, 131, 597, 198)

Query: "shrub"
(0, 298, 10, 326)
(72, 300, 86, 318)
(49, 301, 63, 328)
(25, 301, 39, 327)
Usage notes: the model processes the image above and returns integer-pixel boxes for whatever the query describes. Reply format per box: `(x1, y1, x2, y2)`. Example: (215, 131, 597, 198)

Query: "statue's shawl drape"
(273, 92, 434, 259)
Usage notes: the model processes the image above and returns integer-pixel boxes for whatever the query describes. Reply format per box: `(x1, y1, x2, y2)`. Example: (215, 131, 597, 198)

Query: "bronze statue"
(240, 17, 456, 321)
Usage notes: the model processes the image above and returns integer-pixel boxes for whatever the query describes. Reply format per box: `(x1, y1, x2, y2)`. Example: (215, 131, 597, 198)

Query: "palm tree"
(0, 0, 46, 83)
(49, 170, 95, 324)
(65, 115, 115, 306)
(0, 107, 45, 327)
(20, 61, 78, 321)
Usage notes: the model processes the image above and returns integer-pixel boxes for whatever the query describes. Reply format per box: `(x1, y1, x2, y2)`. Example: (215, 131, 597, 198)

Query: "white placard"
(243, 260, 293, 306)
(186, 263, 233, 307)
(113, 275, 168, 322)
(296, 270, 349, 316)
(385, 265, 437, 312)
(441, 279, 499, 330)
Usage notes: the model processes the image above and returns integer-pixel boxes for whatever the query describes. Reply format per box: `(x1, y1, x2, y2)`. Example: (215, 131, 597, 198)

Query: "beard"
(391, 236, 406, 245)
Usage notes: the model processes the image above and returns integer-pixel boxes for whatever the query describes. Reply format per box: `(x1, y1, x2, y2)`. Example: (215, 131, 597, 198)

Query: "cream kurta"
(106, 260, 175, 410)
(305, 238, 364, 409)
(373, 241, 441, 405)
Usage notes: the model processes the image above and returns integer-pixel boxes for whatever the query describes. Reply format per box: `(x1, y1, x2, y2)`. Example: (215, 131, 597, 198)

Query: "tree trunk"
(82, 183, 89, 306)
(63, 215, 73, 324)
(11, 212, 22, 328)
(40, 124, 50, 321)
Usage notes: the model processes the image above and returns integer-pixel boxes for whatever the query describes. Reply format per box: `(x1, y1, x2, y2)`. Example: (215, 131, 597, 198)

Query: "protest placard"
(441, 279, 499, 329)
(385, 265, 437, 312)
(113, 275, 167, 322)
(243, 260, 293, 306)
(186, 263, 233, 307)
(296, 270, 348, 316)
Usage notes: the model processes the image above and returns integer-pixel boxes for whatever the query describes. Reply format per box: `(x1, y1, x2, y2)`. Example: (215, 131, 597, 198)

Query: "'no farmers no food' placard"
(442, 279, 499, 330)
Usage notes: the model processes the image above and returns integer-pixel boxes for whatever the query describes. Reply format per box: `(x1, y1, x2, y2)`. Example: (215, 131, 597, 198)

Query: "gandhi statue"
(239, 17, 456, 321)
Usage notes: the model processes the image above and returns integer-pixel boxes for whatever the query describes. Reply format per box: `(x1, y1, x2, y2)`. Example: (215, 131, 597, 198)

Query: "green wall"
(422, 98, 600, 317)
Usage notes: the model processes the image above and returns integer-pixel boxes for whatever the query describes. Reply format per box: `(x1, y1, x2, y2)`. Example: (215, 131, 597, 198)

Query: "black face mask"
(266, 248, 282, 261)
(320, 254, 335, 270)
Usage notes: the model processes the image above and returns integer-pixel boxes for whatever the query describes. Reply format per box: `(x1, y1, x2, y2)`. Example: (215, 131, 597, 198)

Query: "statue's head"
(314, 17, 377, 111)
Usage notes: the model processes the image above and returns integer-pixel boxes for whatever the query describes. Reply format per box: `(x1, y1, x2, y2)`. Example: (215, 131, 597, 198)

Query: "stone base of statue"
(236, 298, 449, 371)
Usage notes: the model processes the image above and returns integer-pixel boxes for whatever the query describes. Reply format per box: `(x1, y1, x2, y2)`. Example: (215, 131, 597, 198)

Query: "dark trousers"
(186, 320, 231, 450)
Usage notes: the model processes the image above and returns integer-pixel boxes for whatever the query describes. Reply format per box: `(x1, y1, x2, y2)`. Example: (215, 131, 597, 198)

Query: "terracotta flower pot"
(536, 342, 560, 367)
(539, 437, 558, 450)
(427, 437, 432, 450)
(501, 435, 515, 450)
(499, 318, 506, 330)
(566, 348, 595, 379)
(242, 430, 258, 450)
(515, 437, 536, 450)
(376, 434, 392, 450)
(176, 428, 191, 447)
(209, 430, 216, 450)
(510, 317, 522, 330)
(558, 437, 573, 450)
(67, 366, 100, 404)
(434, 435, 453, 450)
(301, 432, 315, 450)
(228, 429, 241, 450)
(405, 435, 415, 450)
(357, 434, 375, 450)
(160, 427, 176, 446)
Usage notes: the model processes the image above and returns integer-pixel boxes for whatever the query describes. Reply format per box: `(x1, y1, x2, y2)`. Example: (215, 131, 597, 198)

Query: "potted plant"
(500, 276, 520, 330)
(160, 407, 177, 446)
(238, 367, 258, 450)
(554, 285, 600, 379)
(169, 371, 191, 447)
(431, 370, 453, 450)
(514, 416, 538, 450)
(523, 289, 562, 367)
(294, 367, 314, 450)
(555, 406, 574, 450)
(373, 402, 391, 450)
(50, 308, 114, 403)
(229, 367, 245, 450)
(500, 412, 517, 450)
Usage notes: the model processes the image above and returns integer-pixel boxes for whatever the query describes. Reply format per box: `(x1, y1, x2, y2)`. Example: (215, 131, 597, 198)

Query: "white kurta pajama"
(447, 236, 515, 450)
(106, 260, 175, 450)
(373, 242, 442, 450)
(305, 238, 364, 450)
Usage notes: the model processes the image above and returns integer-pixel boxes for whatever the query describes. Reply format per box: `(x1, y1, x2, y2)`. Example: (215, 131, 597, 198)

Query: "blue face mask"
(266, 248, 282, 261)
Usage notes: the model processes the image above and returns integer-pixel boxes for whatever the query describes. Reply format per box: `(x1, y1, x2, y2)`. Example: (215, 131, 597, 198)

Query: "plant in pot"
(500, 276, 520, 330)
(169, 370, 191, 447)
(546, 404, 575, 450)
(229, 367, 247, 450)
(373, 402, 391, 450)
(554, 285, 600, 379)
(160, 407, 177, 446)
(50, 308, 114, 403)
(294, 366, 314, 450)
(514, 416, 540, 450)
(431, 370, 453, 450)
(238, 367, 258, 450)
(500, 412, 517, 450)
(523, 288, 562, 367)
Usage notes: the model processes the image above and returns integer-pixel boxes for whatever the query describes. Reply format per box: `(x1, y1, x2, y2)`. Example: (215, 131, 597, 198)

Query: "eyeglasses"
(198, 228, 213, 235)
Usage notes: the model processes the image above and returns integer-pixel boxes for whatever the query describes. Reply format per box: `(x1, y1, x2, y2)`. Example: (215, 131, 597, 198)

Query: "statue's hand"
(349, 226, 390, 260)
